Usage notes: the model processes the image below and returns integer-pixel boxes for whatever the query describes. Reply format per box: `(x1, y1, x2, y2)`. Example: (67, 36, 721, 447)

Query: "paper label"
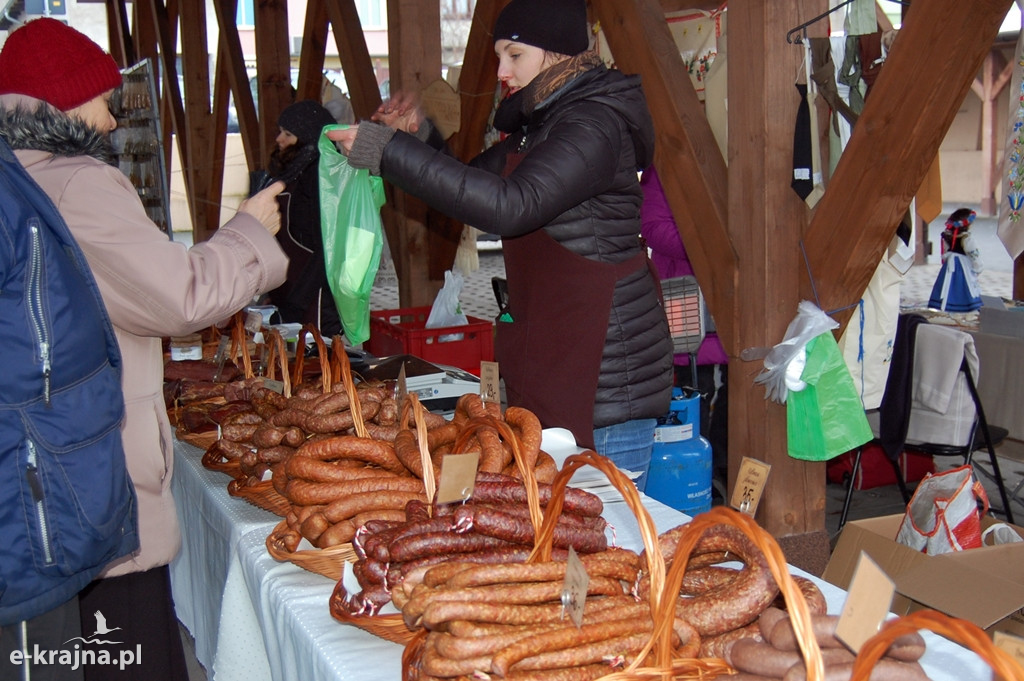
(835, 552, 895, 653)
(396, 362, 408, 406)
(479, 361, 501, 405)
(420, 78, 462, 139)
(244, 310, 264, 334)
(730, 456, 771, 515)
(262, 379, 285, 395)
(436, 452, 479, 504)
(561, 546, 589, 628)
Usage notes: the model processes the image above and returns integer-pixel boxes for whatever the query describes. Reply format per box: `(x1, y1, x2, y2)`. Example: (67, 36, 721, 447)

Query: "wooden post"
(386, 0, 445, 308)
(253, 0, 292, 170)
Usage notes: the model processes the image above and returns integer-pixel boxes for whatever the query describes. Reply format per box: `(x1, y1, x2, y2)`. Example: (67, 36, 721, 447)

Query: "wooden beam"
(213, 0, 261, 172)
(104, 0, 134, 68)
(179, 0, 218, 241)
(449, 0, 503, 164)
(590, 0, 735, 352)
(980, 50, 1006, 214)
(420, 0, 509, 281)
(142, 0, 194, 235)
(386, 0, 445, 306)
(324, 0, 382, 120)
(253, 0, 292, 167)
(296, 0, 330, 103)
(728, 0, 827, 542)
(803, 0, 1013, 330)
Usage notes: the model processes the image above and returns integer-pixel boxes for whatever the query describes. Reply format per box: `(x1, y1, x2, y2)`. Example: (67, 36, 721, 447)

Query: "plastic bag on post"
(786, 331, 874, 461)
(318, 125, 386, 346)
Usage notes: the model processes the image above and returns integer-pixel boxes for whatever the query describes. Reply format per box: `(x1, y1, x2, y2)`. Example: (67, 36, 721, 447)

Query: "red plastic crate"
(366, 307, 494, 375)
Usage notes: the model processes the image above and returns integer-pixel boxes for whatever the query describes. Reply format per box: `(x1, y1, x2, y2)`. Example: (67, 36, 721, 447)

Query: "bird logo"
(64, 610, 123, 645)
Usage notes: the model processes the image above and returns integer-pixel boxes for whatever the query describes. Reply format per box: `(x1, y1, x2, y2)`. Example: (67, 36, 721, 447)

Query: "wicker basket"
(852, 610, 1024, 681)
(228, 478, 291, 516)
(265, 519, 358, 581)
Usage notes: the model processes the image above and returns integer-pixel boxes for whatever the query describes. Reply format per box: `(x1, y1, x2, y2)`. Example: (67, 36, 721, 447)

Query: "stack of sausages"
(399, 549, 699, 680)
(338, 475, 610, 615)
(249, 392, 571, 550)
(723, 607, 929, 681)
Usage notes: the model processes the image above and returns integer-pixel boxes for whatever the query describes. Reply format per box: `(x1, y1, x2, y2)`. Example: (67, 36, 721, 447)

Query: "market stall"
(169, 432, 993, 681)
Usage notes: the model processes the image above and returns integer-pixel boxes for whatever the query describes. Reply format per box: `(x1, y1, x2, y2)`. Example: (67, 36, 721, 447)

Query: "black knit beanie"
(277, 100, 337, 146)
(492, 0, 589, 56)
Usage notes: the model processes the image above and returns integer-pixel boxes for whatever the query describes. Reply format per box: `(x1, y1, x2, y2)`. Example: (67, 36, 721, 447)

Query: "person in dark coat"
(264, 99, 343, 337)
(327, 0, 673, 490)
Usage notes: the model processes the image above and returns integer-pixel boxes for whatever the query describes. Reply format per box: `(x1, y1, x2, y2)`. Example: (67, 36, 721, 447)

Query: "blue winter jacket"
(0, 136, 138, 626)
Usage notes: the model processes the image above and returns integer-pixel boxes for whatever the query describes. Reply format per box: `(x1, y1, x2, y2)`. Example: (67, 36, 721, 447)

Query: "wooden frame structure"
(101, 0, 1015, 569)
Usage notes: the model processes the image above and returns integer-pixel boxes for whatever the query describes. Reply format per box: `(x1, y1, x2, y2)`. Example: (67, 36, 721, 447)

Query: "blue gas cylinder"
(645, 390, 713, 516)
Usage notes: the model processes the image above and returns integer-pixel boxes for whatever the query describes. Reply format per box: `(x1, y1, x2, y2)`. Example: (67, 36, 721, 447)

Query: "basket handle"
(852, 610, 1024, 681)
(335, 342, 368, 439)
(230, 311, 254, 379)
(263, 327, 292, 398)
(402, 394, 436, 509)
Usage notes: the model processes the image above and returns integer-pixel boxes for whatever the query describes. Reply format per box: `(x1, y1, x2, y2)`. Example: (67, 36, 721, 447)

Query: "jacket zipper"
(25, 440, 54, 565)
(27, 223, 52, 406)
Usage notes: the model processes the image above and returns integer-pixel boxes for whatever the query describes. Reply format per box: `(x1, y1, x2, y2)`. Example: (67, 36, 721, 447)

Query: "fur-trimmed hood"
(0, 93, 115, 164)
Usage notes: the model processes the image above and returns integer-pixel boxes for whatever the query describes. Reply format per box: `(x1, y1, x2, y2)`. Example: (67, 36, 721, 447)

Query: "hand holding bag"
(896, 464, 989, 555)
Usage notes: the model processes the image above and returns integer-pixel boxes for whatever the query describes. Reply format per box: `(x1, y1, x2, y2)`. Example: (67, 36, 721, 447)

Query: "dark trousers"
(0, 597, 84, 681)
(77, 566, 189, 681)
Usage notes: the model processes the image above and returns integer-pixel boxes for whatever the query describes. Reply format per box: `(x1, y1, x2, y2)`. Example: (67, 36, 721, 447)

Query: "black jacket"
(379, 63, 672, 426)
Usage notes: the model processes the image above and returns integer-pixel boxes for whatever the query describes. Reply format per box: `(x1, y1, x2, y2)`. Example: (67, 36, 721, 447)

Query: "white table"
(169, 438, 990, 681)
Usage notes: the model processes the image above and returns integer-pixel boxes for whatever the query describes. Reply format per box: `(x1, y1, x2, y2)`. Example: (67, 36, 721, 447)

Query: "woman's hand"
(238, 181, 284, 236)
(373, 91, 423, 134)
(325, 125, 360, 154)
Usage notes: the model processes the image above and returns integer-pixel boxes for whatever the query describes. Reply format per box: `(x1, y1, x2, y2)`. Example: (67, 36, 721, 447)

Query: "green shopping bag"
(318, 125, 386, 345)
(786, 331, 874, 461)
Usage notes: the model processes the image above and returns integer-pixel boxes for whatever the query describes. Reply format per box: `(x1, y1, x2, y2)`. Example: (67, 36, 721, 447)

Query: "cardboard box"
(822, 514, 1024, 637)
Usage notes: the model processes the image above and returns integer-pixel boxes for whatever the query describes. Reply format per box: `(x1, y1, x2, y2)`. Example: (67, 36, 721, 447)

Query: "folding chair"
(837, 318, 1014, 532)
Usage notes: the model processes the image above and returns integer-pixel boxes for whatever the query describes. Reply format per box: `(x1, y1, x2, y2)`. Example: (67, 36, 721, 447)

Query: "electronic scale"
(360, 354, 481, 413)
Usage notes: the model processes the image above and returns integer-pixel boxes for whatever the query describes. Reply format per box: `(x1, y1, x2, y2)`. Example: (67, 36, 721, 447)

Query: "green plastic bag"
(786, 332, 874, 461)
(318, 125, 386, 346)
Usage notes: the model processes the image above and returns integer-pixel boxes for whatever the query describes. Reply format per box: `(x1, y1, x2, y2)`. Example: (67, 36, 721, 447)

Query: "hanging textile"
(998, 26, 1024, 260)
(844, 0, 877, 36)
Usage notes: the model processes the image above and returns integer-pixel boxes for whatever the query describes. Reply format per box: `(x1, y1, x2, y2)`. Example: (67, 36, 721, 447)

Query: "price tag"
(561, 546, 590, 628)
(730, 457, 771, 515)
(262, 378, 285, 395)
(419, 78, 462, 139)
(436, 452, 480, 504)
(994, 631, 1024, 675)
(244, 310, 264, 334)
(396, 362, 408, 406)
(835, 552, 895, 653)
(479, 361, 501, 405)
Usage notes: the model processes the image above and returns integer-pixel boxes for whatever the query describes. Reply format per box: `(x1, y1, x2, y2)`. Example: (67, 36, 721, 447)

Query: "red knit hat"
(0, 18, 122, 111)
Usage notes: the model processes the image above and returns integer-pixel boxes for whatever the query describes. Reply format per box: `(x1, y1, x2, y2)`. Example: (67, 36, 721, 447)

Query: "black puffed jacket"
(378, 63, 673, 428)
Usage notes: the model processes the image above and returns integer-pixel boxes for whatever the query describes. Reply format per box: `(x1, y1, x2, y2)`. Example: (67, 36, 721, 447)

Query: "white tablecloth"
(169, 438, 990, 681)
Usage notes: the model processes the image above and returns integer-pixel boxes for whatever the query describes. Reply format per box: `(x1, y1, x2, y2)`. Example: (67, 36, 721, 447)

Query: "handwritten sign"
(730, 456, 771, 516)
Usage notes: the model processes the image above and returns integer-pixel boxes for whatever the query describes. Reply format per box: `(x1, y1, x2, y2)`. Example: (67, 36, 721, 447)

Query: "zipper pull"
(41, 341, 51, 406)
(26, 441, 44, 501)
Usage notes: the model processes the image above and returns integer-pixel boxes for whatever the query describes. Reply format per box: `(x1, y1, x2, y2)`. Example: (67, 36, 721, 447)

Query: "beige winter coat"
(0, 94, 289, 577)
